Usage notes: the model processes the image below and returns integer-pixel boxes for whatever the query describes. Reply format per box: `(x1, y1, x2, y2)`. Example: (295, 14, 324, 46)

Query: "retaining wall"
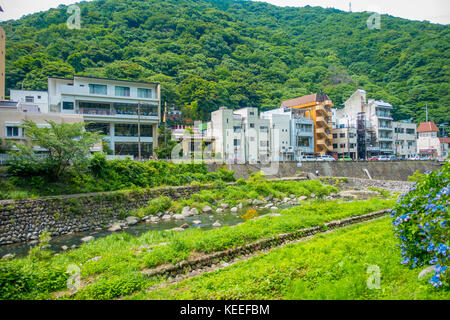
(208, 161, 442, 181)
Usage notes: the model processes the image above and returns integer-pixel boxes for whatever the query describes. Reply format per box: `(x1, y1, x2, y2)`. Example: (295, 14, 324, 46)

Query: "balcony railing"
(77, 108, 158, 117)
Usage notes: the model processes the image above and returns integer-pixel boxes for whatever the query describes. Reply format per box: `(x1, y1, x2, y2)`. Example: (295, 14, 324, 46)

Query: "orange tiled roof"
(439, 137, 450, 143)
(417, 121, 439, 133)
(280, 94, 331, 108)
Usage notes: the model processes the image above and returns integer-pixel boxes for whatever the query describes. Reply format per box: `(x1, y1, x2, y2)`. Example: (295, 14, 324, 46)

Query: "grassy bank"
(1, 198, 393, 300)
(129, 218, 449, 300)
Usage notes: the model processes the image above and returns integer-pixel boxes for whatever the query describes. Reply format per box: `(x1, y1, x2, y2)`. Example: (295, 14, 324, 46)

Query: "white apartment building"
(261, 107, 315, 161)
(393, 120, 417, 158)
(10, 90, 49, 113)
(47, 76, 161, 159)
(334, 89, 395, 158)
(207, 107, 271, 163)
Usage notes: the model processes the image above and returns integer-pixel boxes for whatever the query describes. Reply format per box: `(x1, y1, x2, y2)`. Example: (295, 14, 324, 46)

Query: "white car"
(297, 155, 316, 162)
(377, 155, 390, 161)
(316, 155, 336, 162)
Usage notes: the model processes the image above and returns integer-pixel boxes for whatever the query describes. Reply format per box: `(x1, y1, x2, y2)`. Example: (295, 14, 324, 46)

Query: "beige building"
(0, 101, 85, 151)
(417, 121, 445, 157)
(0, 27, 5, 100)
(332, 127, 357, 159)
(393, 121, 417, 159)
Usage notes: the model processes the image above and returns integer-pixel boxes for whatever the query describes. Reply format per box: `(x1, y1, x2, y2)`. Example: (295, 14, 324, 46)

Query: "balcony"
(77, 107, 158, 118)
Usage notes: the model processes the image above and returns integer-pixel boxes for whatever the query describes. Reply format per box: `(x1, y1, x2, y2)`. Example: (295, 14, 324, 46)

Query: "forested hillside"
(1, 0, 449, 126)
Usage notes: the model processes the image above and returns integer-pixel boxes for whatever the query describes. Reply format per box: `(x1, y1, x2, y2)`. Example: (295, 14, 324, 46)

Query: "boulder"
(181, 206, 191, 216)
(271, 206, 278, 210)
(216, 208, 224, 214)
(108, 224, 122, 232)
(162, 214, 172, 221)
(298, 196, 307, 201)
(231, 207, 238, 213)
(202, 205, 213, 213)
(2, 253, 14, 260)
(220, 203, 230, 209)
(237, 203, 243, 210)
(193, 220, 202, 225)
(125, 216, 139, 226)
(61, 245, 68, 251)
(173, 214, 185, 220)
(180, 223, 190, 229)
(81, 236, 94, 243)
(212, 221, 221, 227)
(190, 208, 200, 216)
(418, 266, 435, 279)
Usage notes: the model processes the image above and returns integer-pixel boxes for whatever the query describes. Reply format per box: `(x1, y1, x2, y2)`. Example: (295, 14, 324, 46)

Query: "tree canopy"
(1, 0, 449, 127)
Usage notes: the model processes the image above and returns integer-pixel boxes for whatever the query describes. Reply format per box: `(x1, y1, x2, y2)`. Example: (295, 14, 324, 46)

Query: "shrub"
(390, 162, 449, 288)
(0, 261, 34, 300)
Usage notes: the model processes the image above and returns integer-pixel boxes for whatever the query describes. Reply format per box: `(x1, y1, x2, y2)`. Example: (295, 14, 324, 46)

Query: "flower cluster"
(391, 162, 449, 288)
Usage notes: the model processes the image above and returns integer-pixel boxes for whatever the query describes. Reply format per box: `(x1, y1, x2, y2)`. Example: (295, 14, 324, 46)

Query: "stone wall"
(0, 184, 215, 245)
(209, 160, 442, 181)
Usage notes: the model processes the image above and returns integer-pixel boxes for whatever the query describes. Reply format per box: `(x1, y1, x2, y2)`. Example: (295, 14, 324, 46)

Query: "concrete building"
(47, 76, 161, 159)
(417, 121, 445, 157)
(0, 101, 85, 151)
(171, 125, 216, 160)
(332, 127, 357, 159)
(439, 137, 449, 159)
(0, 27, 5, 101)
(207, 107, 271, 163)
(280, 94, 333, 155)
(393, 120, 417, 159)
(334, 89, 395, 158)
(261, 107, 315, 161)
(10, 90, 49, 113)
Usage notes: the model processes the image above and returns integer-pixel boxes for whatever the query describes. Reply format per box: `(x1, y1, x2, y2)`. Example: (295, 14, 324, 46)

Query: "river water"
(0, 206, 285, 258)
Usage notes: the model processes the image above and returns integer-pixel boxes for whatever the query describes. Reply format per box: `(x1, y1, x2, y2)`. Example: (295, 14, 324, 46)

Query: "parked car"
(408, 155, 421, 161)
(388, 155, 398, 161)
(367, 156, 379, 161)
(377, 155, 390, 161)
(297, 155, 316, 162)
(316, 155, 336, 162)
(339, 156, 353, 162)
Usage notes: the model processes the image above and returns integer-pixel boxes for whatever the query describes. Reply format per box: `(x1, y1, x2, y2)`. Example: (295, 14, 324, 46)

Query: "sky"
(0, 0, 449, 24)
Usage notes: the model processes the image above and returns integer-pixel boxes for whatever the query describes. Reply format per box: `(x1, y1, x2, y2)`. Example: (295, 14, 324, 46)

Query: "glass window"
(233, 139, 240, 146)
(340, 133, 345, 138)
(138, 88, 152, 98)
(115, 142, 153, 159)
(62, 101, 74, 110)
(25, 96, 34, 103)
(89, 84, 107, 95)
(114, 124, 153, 137)
(115, 86, 130, 97)
(86, 122, 109, 135)
(6, 127, 19, 137)
(250, 123, 255, 128)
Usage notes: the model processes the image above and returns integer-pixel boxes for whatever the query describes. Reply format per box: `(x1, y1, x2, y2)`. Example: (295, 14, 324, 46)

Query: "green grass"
(128, 218, 449, 300)
(1, 198, 393, 300)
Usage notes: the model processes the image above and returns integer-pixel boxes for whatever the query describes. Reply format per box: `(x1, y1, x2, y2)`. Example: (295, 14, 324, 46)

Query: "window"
(25, 96, 34, 103)
(406, 129, 415, 135)
(37, 96, 41, 99)
(340, 133, 345, 138)
(233, 139, 240, 147)
(260, 141, 269, 147)
(333, 144, 338, 149)
(6, 126, 19, 137)
(340, 144, 346, 149)
(233, 126, 241, 133)
(115, 124, 153, 137)
(250, 123, 255, 128)
(115, 86, 130, 97)
(62, 101, 74, 110)
(89, 84, 107, 95)
(249, 111, 255, 116)
(86, 123, 109, 135)
(137, 88, 152, 98)
(115, 142, 153, 158)
(260, 126, 269, 132)
(333, 134, 338, 139)
(349, 133, 355, 138)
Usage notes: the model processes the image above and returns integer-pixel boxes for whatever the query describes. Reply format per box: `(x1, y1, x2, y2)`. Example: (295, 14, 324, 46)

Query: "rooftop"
(417, 121, 439, 133)
(280, 93, 331, 109)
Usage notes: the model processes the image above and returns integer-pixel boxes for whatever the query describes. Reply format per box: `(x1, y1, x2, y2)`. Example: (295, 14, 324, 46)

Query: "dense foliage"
(1, 0, 449, 127)
(391, 162, 449, 288)
(3, 153, 235, 199)
(7, 120, 101, 180)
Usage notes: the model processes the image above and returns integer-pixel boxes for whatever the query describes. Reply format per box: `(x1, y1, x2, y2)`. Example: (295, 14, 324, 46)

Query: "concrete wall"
(208, 161, 442, 181)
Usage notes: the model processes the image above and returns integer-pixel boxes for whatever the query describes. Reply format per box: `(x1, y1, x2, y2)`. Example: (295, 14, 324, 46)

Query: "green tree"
(9, 121, 101, 179)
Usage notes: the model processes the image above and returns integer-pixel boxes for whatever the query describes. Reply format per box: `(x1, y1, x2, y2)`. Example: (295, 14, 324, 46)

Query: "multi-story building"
(0, 100, 86, 151)
(10, 90, 49, 113)
(332, 127, 358, 159)
(47, 76, 161, 159)
(393, 120, 417, 159)
(439, 137, 449, 159)
(280, 94, 333, 155)
(0, 27, 5, 100)
(207, 107, 271, 163)
(261, 107, 315, 161)
(417, 121, 446, 158)
(334, 89, 395, 158)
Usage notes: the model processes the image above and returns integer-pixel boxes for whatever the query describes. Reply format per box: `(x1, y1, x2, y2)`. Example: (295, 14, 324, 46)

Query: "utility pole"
(164, 102, 167, 153)
(426, 104, 428, 122)
(138, 101, 141, 161)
